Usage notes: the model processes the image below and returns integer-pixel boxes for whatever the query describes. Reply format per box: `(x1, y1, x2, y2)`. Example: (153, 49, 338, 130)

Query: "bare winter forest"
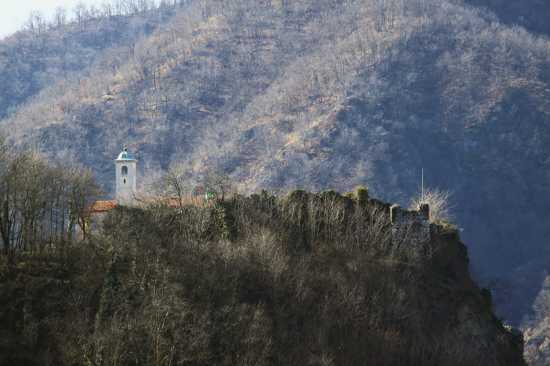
(0, 137, 525, 364)
(1, 0, 550, 364)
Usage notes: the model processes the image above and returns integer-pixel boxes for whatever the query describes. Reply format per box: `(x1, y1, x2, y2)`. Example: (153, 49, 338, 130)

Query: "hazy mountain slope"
(0, 7, 177, 121)
(1, 0, 550, 335)
(466, 0, 550, 36)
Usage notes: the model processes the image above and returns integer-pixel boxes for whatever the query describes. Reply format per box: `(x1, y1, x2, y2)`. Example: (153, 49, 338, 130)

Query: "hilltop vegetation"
(0, 140, 525, 364)
(0, 137, 100, 255)
(1, 0, 550, 361)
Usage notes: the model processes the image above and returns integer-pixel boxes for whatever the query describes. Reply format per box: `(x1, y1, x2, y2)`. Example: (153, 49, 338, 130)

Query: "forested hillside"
(465, 0, 550, 36)
(0, 0, 549, 362)
(0, 139, 525, 364)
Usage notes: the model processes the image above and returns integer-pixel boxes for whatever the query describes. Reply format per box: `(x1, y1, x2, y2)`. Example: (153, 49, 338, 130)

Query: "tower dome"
(117, 148, 137, 161)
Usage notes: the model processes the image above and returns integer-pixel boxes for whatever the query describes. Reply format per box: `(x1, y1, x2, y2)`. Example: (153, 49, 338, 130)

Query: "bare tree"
(73, 2, 89, 29)
(203, 170, 232, 201)
(53, 7, 67, 28)
(162, 165, 189, 211)
(409, 187, 453, 223)
(66, 167, 102, 241)
(25, 11, 47, 36)
(0, 139, 101, 257)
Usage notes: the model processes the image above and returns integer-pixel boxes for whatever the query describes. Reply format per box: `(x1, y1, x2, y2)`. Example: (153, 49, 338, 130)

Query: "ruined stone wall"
(390, 204, 431, 245)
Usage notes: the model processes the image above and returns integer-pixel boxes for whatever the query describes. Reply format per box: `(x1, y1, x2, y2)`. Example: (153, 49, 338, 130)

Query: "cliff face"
(0, 191, 525, 365)
(523, 276, 550, 365)
(422, 229, 524, 366)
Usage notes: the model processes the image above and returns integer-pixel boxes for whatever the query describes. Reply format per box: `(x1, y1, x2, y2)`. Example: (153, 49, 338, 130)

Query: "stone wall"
(390, 203, 431, 245)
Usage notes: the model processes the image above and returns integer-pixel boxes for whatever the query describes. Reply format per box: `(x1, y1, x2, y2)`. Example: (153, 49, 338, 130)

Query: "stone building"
(115, 148, 138, 204)
(89, 147, 137, 216)
(88, 147, 206, 218)
(390, 203, 431, 245)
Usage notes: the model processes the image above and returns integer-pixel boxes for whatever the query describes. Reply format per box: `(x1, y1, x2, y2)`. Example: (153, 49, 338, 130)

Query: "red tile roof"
(88, 196, 211, 214)
(89, 200, 118, 213)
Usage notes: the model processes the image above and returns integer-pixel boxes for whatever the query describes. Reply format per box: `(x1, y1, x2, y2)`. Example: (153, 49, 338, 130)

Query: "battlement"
(390, 203, 431, 245)
(390, 203, 430, 224)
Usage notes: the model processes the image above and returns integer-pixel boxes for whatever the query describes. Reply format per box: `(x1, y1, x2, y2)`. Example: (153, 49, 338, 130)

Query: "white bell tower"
(115, 147, 137, 204)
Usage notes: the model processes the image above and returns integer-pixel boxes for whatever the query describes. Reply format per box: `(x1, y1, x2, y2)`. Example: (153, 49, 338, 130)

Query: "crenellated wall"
(390, 203, 431, 245)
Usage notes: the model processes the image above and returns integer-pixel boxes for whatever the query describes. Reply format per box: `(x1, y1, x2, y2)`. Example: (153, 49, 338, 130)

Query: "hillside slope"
(0, 5, 176, 121)
(0, 191, 525, 365)
(466, 0, 550, 36)
(1, 0, 549, 344)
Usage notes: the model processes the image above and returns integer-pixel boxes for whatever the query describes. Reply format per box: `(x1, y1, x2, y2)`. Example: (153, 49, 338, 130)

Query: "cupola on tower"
(115, 147, 137, 204)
